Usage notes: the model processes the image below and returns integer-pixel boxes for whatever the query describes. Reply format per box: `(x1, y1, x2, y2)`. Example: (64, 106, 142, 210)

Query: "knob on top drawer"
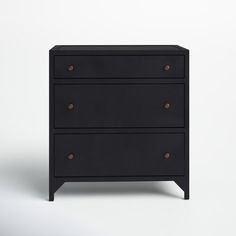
(54, 55, 184, 78)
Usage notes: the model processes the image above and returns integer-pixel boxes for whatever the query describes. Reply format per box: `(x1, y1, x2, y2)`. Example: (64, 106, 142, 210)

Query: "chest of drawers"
(49, 45, 189, 201)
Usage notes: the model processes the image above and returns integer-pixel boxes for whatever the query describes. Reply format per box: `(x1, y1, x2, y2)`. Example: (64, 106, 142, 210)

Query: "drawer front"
(54, 84, 184, 128)
(54, 55, 184, 78)
(55, 133, 185, 176)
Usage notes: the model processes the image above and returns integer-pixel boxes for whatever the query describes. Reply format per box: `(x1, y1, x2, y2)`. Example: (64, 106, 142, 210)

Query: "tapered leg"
(49, 180, 54, 201)
(49, 191, 54, 201)
(175, 177, 189, 200)
(184, 191, 189, 200)
(49, 179, 64, 201)
(184, 177, 189, 200)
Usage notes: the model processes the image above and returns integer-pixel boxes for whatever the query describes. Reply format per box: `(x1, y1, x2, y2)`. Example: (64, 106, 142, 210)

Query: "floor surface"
(0, 142, 235, 236)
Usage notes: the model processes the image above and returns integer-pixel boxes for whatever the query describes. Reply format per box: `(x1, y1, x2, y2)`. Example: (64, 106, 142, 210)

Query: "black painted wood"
(49, 45, 189, 201)
(54, 55, 184, 78)
(54, 84, 184, 128)
(55, 133, 185, 176)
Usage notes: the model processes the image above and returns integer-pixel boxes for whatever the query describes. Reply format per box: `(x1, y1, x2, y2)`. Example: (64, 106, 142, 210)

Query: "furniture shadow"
(1, 151, 182, 200)
(60, 181, 181, 199)
(0, 151, 48, 200)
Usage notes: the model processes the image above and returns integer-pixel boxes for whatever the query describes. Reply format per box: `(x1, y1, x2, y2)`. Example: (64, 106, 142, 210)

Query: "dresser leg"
(49, 176, 54, 201)
(175, 177, 189, 200)
(49, 179, 54, 201)
(184, 179, 189, 200)
(184, 191, 189, 200)
(49, 179, 64, 201)
(49, 192, 54, 201)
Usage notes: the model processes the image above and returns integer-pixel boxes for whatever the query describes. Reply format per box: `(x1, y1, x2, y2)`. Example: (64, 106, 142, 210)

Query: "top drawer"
(54, 55, 185, 78)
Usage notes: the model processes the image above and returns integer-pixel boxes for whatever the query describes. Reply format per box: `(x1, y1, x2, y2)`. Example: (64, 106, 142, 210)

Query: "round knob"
(163, 102, 171, 109)
(164, 64, 171, 71)
(68, 65, 74, 71)
(67, 103, 74, 110)
(67, 153, 75, 160)
(164, 152, 171, 159)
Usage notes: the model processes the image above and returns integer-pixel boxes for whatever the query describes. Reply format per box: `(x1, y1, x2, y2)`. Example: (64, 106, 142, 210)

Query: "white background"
(0, 0, 236, 235)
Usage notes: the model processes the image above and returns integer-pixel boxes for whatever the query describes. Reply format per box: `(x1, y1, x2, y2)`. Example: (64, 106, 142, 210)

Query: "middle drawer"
(54, 84, 184, 128)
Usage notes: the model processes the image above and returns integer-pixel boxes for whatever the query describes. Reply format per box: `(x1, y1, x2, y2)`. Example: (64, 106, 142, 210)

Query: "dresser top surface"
(50, 45, 188, 55)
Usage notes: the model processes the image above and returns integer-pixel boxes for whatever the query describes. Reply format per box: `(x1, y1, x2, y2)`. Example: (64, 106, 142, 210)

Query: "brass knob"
(164, 64, 171, 71)
(67, 103, 74, 110)
(164, 152, 171, 159)
(67, 153, 75, 160)
(163, 102, 171, 109)
(68, 65, 74, 71)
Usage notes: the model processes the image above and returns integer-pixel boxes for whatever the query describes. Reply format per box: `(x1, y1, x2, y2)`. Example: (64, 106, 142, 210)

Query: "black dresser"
(49, 45, 189, 201)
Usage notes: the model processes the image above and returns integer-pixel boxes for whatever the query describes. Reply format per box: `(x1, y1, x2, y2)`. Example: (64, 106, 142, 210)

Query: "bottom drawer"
(54, 133, 185, 177)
